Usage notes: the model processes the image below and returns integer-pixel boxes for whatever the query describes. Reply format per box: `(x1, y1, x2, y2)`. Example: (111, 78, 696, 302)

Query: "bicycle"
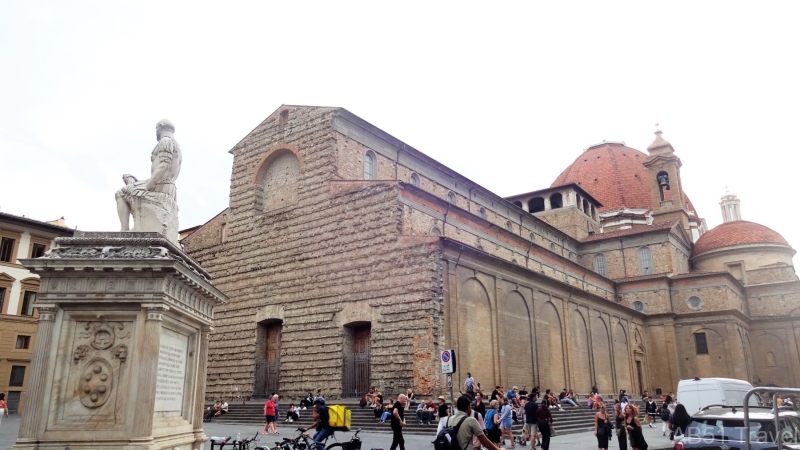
(321, 428, 362, 450)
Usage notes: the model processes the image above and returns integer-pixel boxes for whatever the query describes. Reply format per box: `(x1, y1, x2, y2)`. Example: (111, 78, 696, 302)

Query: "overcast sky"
(2, 2, 799, 260)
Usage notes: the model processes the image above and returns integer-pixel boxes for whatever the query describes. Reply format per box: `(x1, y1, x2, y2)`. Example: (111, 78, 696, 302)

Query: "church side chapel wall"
(747, 265, 797, 285)
(398, 187, 616, 303)
(643, 321, 680, 395)
(747, 324, 800, 388)
(618, 280, 671, 315)
(184, 107, 443, 399)
(534, 207, 600, 241)
(669, 278, 746, 315)
(443, 246, 646, 396)
(673, 320, 750, 381)
(330, 116, 585, 267)
(746, 283, 800, 317)
(580, 231, 687, 280)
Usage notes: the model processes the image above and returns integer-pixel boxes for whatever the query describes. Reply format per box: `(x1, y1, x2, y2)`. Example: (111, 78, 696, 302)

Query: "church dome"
(551, 142, 697, 214)
(692, 220, 791, 256)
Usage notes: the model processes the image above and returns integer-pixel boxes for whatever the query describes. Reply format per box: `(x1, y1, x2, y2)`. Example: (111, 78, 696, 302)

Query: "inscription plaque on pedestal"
(154, 329, 188, 414)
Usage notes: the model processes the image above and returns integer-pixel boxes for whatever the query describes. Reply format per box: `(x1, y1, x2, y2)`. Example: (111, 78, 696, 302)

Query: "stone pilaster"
(192, 326, 212, 443)
(17, 305, 57, 442)
(131, 305, 167, 440)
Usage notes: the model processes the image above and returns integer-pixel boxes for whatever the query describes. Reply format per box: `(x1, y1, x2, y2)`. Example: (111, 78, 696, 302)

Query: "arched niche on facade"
(535, 301, 566, 390)
(252, 145, 303, 212)
(458, 278, 494, 387)
(502, 291, 533, 387)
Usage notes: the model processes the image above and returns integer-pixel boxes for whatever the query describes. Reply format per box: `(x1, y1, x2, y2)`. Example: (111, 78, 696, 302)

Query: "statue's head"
(155, 119, 176, 140)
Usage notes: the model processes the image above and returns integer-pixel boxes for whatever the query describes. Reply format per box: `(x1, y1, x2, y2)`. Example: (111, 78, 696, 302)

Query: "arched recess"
(569, 310, 592, 393)
(535, 301, 565, 390)
(528, 197, 545, 213)
(458, 278, 495, 386)
(752, 333, 791, 386)
(502, 291, 533, 388)
(613, 323, 632, 393)
(592, 316, 613, 393)
(253, 146, 302, 212)
(690, 328, 729, 379)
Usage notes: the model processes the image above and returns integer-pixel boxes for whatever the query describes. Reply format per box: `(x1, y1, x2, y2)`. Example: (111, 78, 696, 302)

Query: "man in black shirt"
(523, 395, 540, 447)
(389, 394, 407, 450)
(518, 385, 529, 397)
(490, 386, 501, 402)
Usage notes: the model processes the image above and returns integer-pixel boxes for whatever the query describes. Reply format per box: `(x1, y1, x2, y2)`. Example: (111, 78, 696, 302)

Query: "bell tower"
(642, 127, 691, 229)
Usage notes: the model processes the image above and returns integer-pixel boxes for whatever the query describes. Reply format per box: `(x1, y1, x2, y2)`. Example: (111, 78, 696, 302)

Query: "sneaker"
(288, 419, 294, 423)
(302, 407, 307, 410)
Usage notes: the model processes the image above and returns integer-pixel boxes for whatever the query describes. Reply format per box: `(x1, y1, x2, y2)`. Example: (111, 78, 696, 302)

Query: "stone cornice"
(691, 243, 797, 262)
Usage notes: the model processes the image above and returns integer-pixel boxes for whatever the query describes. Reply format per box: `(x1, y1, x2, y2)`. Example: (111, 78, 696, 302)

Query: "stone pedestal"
(13, 232, 227, 450)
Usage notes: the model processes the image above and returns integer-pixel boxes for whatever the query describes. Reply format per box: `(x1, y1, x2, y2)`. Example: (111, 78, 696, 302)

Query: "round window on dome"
(687, 296, 702, 310)
(633, 301, 644, 312)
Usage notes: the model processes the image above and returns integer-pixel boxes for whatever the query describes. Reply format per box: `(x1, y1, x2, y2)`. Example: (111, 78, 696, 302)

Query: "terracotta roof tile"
(692, 220, 791, 256)
(551, 143, 696, 214)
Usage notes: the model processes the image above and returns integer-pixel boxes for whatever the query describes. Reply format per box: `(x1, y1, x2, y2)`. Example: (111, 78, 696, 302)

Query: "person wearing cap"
(302, 397, 331, 450)
(436, 396, 450, 434)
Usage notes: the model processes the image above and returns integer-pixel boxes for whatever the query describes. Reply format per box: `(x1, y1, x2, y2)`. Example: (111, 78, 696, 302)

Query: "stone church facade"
(182, 105, 800, 400)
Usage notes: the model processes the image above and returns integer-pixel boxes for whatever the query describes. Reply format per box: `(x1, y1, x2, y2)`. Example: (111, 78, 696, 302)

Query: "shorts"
(524, 422, 539, 434)
(501, 418, 513, 429)
(265, 414, 275, 423)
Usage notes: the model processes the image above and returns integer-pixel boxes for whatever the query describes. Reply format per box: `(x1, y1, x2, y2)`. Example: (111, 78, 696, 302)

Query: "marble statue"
(115, 119, 182, 244)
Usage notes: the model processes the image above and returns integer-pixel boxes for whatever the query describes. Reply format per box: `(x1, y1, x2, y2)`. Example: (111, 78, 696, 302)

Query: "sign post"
(441, 349, 456, 406)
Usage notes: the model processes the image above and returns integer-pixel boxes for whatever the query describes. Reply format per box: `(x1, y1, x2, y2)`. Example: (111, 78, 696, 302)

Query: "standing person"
(448, 395, 503, 450)
(595, 401, 611, 450)
(262, 395, 278, 435)
(303, 398, 332, 450)
(389, 394, 407, 450)
(645, 396, 658, 428)
(483, 399, 502, 446)
(0, 393, 7, 425)
(536, 399, 553, 450)
(499, 396, 515, 448)
(522, 395, 540, 447)
(668, 404, 691, 438)
(273, 394, 280, 430)
(624, 404, 648, 450)
(464, 372, 476, 396)
(469, 400, 485, 450)
(473, 391, 486, 418)
(436, 396, 450, 434)
(614, 400, 627, 450)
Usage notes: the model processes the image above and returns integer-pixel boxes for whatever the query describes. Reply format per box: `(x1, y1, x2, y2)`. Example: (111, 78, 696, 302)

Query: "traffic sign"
(441, 349, 456, 374)
(447, 374, 453, 388)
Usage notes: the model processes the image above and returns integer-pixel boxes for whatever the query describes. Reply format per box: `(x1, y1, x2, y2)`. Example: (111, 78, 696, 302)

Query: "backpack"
(328, 404, 351, 431)
(434, 415, 468, 450)
(660, 407, 670, 421)
(484, 409, 497, 430)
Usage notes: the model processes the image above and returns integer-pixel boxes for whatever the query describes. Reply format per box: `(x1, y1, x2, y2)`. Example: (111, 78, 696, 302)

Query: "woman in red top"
(262, 394, 278, 435)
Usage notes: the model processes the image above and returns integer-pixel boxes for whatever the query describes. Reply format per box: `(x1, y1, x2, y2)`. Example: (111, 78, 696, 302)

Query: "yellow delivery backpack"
(327, 404, 351, 431)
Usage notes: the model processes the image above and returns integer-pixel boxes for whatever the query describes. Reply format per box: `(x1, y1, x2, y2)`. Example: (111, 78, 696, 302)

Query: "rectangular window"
(0, 237, 15, 262)
(0, 286, 5, 314)
(695, 332, 709, 355)
(31, 243, 46, 258)
(15, 335, 30, 349)
(639, 247, 652, 275)
(20, 291, 35, 316)
(9, 365, 25, 387)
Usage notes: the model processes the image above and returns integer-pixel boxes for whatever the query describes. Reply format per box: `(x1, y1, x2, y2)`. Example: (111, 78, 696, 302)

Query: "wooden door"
(265, 324, 281, 395)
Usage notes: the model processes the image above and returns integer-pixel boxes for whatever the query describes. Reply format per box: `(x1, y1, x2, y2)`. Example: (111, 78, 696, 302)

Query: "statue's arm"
(145, 138, 176, 191)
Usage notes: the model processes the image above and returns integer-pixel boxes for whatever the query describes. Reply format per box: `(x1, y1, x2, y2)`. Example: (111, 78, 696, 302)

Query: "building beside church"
(0, 213, 73, 412)
(182, 105, 800, 400)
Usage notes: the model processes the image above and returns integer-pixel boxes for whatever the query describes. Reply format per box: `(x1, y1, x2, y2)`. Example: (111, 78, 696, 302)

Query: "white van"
(676, 378, 757, 415)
